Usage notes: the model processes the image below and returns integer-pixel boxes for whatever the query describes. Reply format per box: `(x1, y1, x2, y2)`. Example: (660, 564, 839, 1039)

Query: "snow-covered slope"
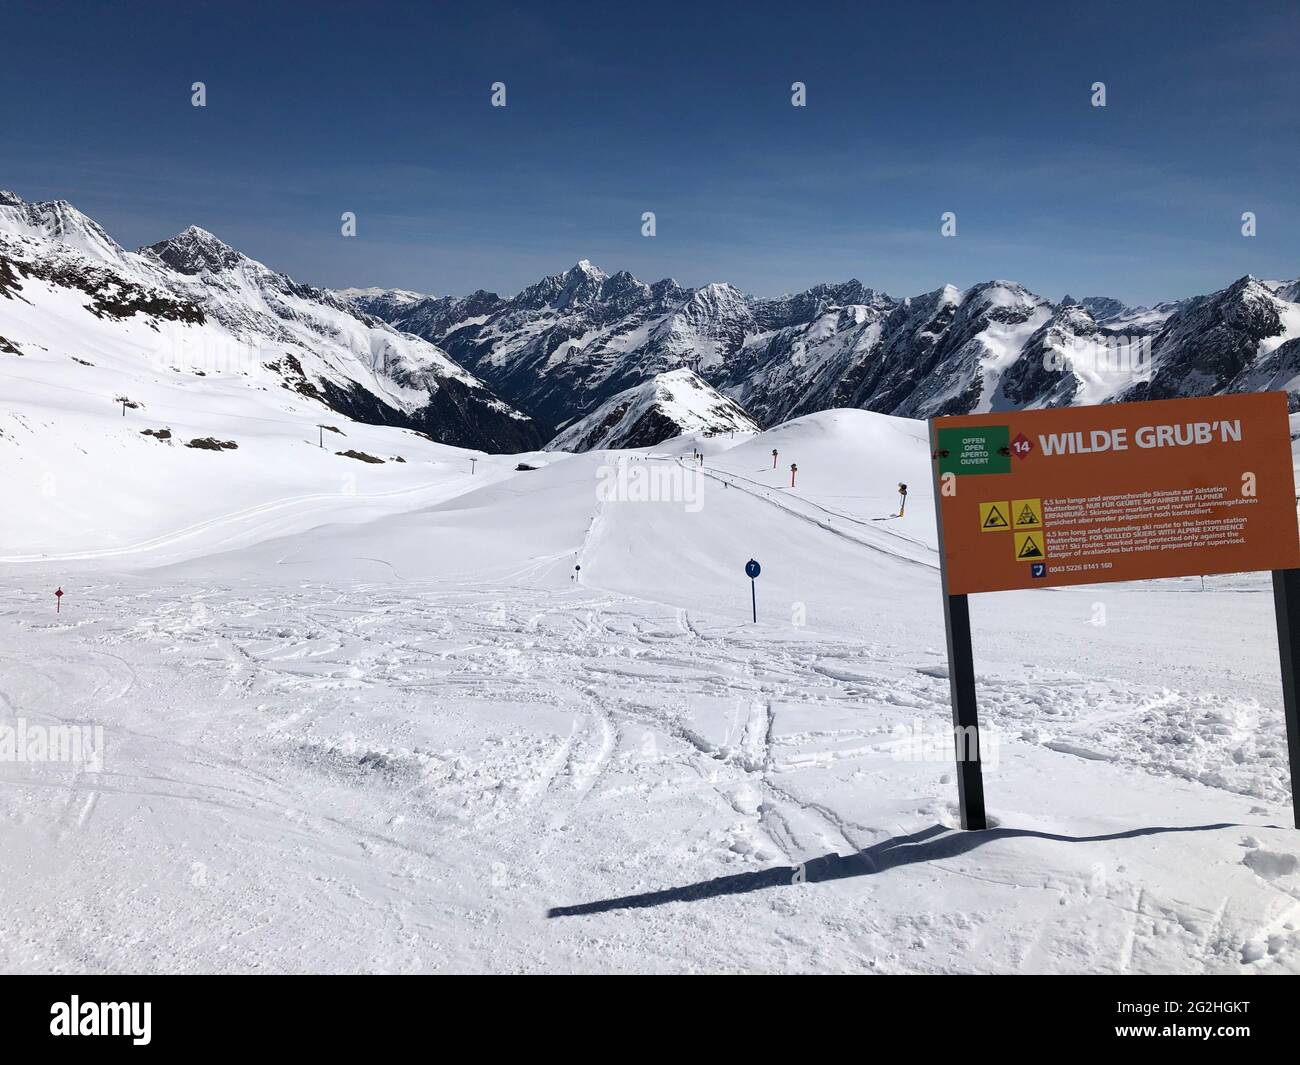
(0, 290, 544, 561)
(4, 406, 1298, 974)
(0, 191, 543, 454)
(547, 368, 759, 452)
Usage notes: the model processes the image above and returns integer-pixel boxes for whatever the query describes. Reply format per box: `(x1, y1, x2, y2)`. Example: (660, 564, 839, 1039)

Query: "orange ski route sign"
(931, 393, 1300, 596)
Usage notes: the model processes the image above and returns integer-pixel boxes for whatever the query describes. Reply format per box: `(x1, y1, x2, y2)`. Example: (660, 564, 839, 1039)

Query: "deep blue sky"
(3, 0, 1297, 305)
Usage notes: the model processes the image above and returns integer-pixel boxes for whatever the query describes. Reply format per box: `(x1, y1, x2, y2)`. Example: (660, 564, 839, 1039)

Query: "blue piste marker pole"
(745, 559, 761, 622)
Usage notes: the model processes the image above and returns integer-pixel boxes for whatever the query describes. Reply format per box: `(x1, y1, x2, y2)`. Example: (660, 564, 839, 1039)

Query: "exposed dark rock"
(186, 437, 238, 450)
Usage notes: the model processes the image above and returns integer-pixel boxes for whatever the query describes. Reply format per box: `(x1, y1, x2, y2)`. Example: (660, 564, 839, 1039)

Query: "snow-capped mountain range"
(350, 261, 1300, 445)
(3, 188, 1298, 458)
(0, 190, 543, 453)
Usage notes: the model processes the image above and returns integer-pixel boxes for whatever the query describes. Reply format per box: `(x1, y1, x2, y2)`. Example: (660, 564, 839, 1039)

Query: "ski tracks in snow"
(3, 574, 1298, 973)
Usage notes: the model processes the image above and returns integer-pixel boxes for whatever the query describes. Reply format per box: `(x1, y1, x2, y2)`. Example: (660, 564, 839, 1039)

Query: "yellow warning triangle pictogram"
(982, 505, 1008, 529)
(1012, 497, 1043, 529)
(1015, 533, 1044, 560)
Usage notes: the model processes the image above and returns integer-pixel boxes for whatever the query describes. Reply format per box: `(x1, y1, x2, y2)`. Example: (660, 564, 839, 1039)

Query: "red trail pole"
(55, 587, 63, 613)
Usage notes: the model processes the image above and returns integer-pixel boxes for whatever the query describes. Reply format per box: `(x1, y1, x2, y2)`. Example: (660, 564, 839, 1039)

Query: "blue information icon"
(1030, 562, 1046, 578)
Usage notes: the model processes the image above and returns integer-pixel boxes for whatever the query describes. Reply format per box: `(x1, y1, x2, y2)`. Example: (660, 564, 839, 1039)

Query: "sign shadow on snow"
(545, 821, 1250, 918)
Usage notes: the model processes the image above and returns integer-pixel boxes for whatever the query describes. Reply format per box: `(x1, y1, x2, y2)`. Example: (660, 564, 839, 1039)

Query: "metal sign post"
(745, 559, 761, 622)
(1271, 569, 1300, 828)
(930, 469, 987, 830)
(940, 591, 987, 830)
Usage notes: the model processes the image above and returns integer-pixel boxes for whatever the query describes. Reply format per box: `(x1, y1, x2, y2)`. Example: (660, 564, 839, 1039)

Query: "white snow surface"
(2, 406, 1300, 974)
